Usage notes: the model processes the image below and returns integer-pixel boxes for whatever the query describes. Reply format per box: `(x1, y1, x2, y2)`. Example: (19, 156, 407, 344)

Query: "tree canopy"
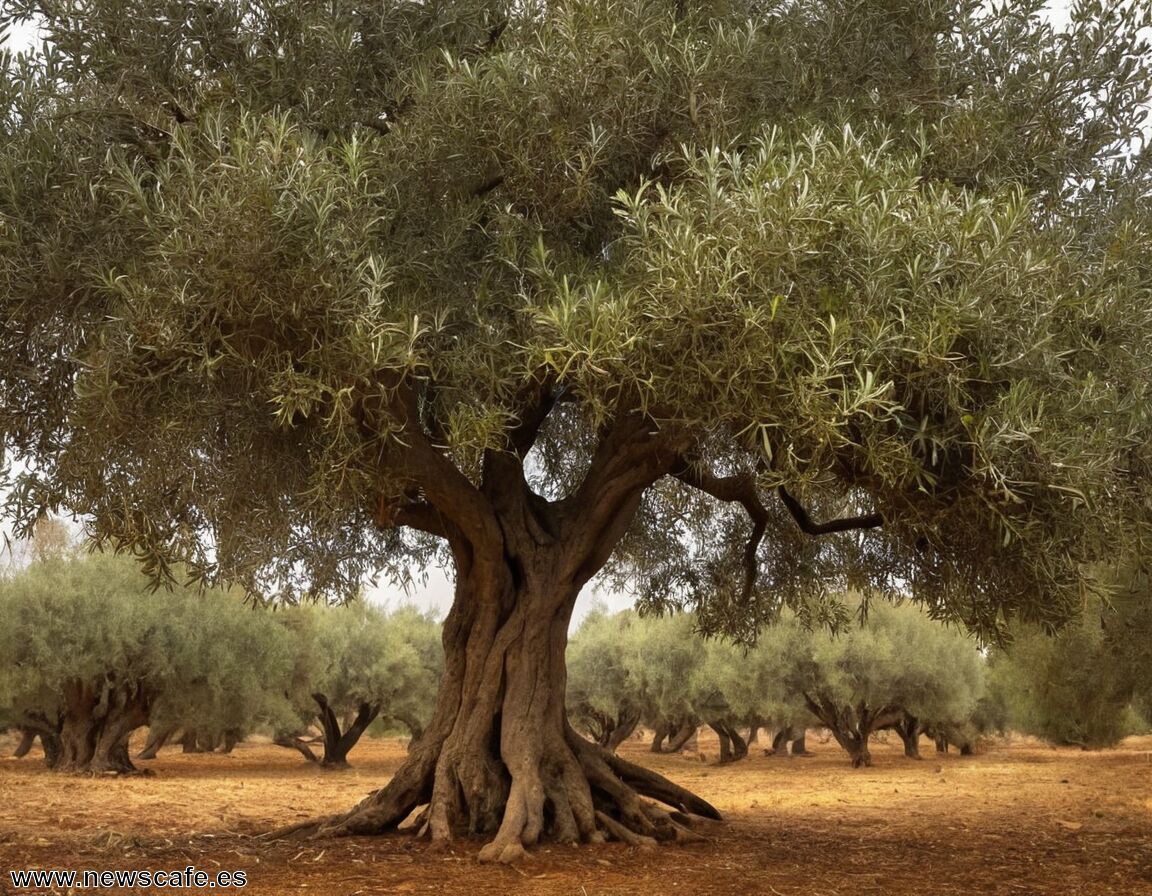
(1, 0, 1149, 632)
(0, 551, 293, 772)
(2, 0, 1151, 858)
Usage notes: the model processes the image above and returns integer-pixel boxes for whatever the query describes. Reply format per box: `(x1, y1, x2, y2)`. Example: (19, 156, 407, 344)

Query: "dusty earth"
(1, 729, 1150, 895)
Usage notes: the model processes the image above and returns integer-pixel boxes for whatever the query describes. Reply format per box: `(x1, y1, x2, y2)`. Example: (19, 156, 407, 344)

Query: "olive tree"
(0, 553, 292, 773)
(2, 0, 1151, 859)
(989, 573, 1152, 749)
(794, 602, 984, 766)
(567, 608, 644, 751)
(273, 602, 443, 767)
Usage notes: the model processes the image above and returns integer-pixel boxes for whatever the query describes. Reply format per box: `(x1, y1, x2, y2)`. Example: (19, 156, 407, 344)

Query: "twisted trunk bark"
(138, 725, 177, 760)
(603, 706, 642, 753)
(804, 693, 901, 769)
(893, 713, 922, 759)
(709, 721, 748, 763)
(272, 554, 719, 860)
(664, 718, 698, 753)
(768, 725, 793, 756)
(269, 411, 722, 859)
(56, 679, 150, 773)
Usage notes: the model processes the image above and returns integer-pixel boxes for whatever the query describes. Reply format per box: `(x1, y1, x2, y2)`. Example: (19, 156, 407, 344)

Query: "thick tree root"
(265, 730, 721, 860)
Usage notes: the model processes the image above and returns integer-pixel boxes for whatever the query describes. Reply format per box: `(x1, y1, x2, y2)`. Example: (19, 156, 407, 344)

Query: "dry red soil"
(2, 730, 1150, 895)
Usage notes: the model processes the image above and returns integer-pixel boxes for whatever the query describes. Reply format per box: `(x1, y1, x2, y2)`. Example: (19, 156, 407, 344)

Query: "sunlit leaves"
(0, 0, 1149, 635)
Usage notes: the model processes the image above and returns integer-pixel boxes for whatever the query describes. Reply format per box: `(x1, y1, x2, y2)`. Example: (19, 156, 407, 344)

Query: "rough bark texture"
(270, 539, 720, 859)
(892, 713, 923, 759)
(663, 718, 698, 753)
(603, 706, 642, 753)
(55, 679, 150, 773)
(709, 721, 748, 764)
(265, 412, 751, 858)
(791, 732, 809, 756)
(803, 693, 902, 769)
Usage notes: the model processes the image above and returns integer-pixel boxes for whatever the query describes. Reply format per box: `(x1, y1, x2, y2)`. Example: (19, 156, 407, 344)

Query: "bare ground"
(1, 730, 1150, 895)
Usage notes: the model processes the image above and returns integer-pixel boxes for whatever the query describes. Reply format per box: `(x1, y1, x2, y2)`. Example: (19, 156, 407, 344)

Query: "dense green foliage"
(1, 0, 1149, 639)
(567, 602, 987, 763)
(0, 552, 294, 768)
(276, 602, 443, 741)
(0, 551, 443, 767)
(988, 570, 1152, 748)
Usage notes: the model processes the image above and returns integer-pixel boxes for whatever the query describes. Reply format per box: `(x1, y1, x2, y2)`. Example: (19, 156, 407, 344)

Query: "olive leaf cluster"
(1, 0, 1150, 636)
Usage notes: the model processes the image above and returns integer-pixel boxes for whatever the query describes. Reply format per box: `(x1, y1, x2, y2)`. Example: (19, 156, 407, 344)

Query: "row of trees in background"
(569, 590, 1152, 766)
(0, 553, 442, 773)
(568, 603, 990, 767)
(3, 551, 1148, 776)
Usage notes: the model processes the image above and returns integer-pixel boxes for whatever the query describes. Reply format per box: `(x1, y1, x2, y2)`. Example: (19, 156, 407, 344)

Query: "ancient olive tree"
(0, 553, 291, 773)
(3, 0, 1152, 860)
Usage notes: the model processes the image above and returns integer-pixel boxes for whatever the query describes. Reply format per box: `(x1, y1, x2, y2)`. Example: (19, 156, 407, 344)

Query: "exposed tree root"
(265, 727, 721, 861)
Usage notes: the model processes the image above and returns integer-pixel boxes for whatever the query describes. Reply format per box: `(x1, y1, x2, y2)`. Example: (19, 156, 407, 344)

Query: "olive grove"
(2, 0, 1151, 861)
(568, 603, 986, 766)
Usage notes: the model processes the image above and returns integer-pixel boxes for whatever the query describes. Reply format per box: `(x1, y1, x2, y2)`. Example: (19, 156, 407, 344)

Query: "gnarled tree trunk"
(313, 693, 380, 768)
(768, 725, 793, 756)
(138, 725, 177, 760)
(14, 713, 63, 767)
(649, 720, 670, 753)
(13, 727, 38, 758)
(663, 718, 698, 753)
(273, 541, 719, 860)
(709, 721, 748, 764)
(268, 414, 740, 860)
(891, 712, 922, 759)
(220, 728, 243, 754)
(56, 679, 150, 773)
(803, 693, 902, 768)
(274, 730, 321, 762)
(603, 705, 642, 753)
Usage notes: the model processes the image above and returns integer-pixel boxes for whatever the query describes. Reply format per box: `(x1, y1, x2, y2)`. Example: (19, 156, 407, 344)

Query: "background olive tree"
(272, 603, 443, 767)
(0, 553, 292, 773)
(988, 570, 1152, 749)
(2, 0, 1150, 859)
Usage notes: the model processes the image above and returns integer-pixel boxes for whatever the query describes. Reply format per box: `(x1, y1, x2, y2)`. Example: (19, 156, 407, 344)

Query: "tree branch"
(777, 486, 883, 536)
(673, 462, 769, 605)
(506, 371, 558, 459)
(563, 412, 680, 584)
(366, 373, 502, 558)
